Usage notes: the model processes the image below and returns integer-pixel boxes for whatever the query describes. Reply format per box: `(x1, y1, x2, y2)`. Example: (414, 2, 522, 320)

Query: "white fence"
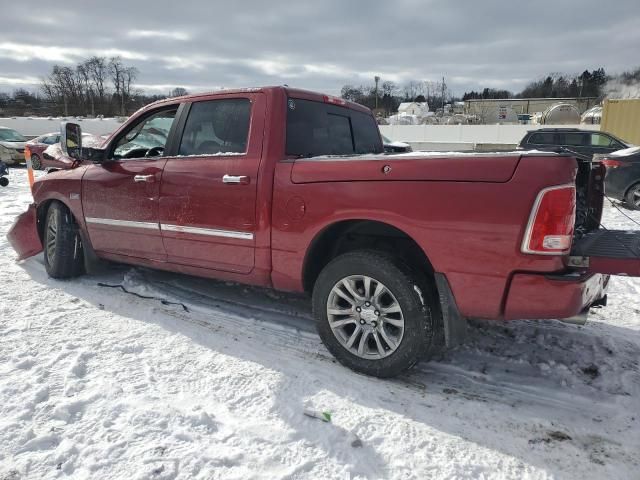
(380, 124, 600, 149)
(2, 117, 601, 150)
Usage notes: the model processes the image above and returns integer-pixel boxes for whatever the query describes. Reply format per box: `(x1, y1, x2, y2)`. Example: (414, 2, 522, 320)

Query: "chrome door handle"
(134, 174, 154, 183)
(222, 174, 250, 185)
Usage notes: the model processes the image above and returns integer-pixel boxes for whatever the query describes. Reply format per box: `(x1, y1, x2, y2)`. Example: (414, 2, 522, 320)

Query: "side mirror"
(61, 122, 82, 160)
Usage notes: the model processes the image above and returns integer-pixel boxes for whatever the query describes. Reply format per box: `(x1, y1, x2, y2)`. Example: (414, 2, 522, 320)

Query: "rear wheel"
(31, 154, 41, 170)
(625, 183, 640, 210)
(312, 250, 440, 378)
(44, 202, 84, 278)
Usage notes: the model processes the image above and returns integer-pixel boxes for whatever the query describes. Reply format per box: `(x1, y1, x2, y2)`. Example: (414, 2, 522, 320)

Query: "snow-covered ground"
(1, 167, 639, 480)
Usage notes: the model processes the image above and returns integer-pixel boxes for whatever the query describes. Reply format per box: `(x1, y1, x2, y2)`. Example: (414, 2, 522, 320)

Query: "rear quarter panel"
(271, 154, 577, 320)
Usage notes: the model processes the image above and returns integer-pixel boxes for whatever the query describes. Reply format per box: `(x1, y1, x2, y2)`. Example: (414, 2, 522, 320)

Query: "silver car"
(0, 127, 27, 165)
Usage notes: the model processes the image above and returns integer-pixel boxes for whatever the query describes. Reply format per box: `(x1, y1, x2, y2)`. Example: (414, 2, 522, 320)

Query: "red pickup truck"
(8, 87, 640, 377)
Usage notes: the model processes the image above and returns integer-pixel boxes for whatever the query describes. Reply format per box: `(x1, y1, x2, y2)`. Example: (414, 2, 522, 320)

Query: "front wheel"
(625, 183, 640, 210)
(44, 202, 84, 278)
(312, 250, 440, 378)
(31, 154, 41, 170)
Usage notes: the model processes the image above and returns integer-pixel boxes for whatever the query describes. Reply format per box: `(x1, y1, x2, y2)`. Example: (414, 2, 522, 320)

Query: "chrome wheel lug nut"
(359, 319, 365, 325)
(374, 310, 380, 316)
(356, 306, 361, 312)
(365, 301, 371, 307)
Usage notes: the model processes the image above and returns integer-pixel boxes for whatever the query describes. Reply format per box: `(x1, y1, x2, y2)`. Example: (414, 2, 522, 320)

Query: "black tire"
(31, 154, 41, 170)
(43, 202, 84, 279)
(312, 250, 441, 378)
(624, 183, 640, 210)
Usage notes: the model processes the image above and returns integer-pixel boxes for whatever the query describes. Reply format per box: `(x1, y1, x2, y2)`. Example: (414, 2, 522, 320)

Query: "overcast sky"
(1, 0, 638, 97)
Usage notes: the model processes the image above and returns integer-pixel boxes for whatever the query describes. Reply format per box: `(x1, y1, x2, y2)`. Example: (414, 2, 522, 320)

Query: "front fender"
(7, 203, 43, 260)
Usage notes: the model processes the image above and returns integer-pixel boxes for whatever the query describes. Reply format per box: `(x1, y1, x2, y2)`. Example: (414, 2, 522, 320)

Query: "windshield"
(0, 128, 26, 142)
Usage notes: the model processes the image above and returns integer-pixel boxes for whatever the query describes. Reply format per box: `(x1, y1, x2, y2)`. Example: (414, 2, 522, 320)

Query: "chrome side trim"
(85, 217, 159, 230)
(84, 217, 253, 240)
(160, 224, 254, 240)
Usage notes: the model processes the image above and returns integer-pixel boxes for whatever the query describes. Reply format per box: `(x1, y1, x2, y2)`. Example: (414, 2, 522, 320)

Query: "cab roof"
(142, 86, 371, 115)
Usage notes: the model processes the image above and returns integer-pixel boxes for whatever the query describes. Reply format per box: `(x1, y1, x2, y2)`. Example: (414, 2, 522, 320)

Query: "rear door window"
(560, 133, 586, 147)
(286, 98, 383, 157)
(528, 132, 555, 145)
(178, 99, 251, 156)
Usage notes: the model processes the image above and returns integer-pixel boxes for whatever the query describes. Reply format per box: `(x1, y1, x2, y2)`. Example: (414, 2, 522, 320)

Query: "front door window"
(113, 109, 177, 160)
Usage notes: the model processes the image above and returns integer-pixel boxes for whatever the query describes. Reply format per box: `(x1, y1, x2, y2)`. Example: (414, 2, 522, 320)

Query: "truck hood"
(291, 151, 539, 183)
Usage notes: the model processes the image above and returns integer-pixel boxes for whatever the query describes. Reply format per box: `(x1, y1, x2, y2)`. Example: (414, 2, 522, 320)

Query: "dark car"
(25, 132, 61, 169)
(599, 146, 640, 209)
(518, 128, 631, 159)
(382, 134, 412, 153)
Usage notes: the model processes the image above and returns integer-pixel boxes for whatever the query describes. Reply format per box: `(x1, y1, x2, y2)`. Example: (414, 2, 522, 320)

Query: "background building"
(464, 97, 598, 124)
(601, 98, 640, 144)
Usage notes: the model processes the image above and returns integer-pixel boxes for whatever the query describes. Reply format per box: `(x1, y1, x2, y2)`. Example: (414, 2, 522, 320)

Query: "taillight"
(521, 184, 576, 255)
(601, 158, 627, 169)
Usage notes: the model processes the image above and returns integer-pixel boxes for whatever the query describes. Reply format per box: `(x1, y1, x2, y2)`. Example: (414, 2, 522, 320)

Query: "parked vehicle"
(0, 161, 8, 187)
(0, 127, 27, 165)
(598, 146, 640, 209)
(38, 133, 105, 171)
(382, 134, 412, 153)
(8, 87, 640, 378)
(25, 132, 61, 170)
(518, 128, 631, 159)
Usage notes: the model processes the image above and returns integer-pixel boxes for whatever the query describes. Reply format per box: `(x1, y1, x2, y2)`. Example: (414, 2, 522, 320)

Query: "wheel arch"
(36, 199, 60, 242)
(624, 180, 640, 198)
(35, 198, 84, 244)
(301, 219, 436, 294)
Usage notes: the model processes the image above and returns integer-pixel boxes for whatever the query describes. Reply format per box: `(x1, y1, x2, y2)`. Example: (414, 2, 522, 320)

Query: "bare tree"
(85, 56, 108, 111)
(109, 56, 124, 114)
(170, 87, 189, 97)
(41, 55, 141, 116)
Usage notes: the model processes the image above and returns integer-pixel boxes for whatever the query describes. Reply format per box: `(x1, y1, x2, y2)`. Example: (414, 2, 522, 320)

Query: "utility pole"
(374, 76, 380, 110)
(441, 76, 446, 113)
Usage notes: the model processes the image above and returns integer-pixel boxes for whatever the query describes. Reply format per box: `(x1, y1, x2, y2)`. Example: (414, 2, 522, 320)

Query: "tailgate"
(570, 229, 640, 276)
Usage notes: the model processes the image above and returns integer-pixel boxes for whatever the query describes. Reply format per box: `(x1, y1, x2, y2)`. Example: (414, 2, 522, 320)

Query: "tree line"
(340, 79, 452, 116)
(0, 56, 190, 118)
(462, 68, 609, 100)
(2, 63, 639, 118)
(40, 56, 141, 116)
(344, 67, 639, 113)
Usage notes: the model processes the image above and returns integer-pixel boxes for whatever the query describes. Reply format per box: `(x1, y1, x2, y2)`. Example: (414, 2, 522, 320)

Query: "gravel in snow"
(1, 167, 639, 479)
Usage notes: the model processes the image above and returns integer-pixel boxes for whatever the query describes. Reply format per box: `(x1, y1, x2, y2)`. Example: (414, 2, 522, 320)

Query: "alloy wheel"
(46, 211, 58, 265)
(632, 186, 640, 208)
(327, 275, 405, 359)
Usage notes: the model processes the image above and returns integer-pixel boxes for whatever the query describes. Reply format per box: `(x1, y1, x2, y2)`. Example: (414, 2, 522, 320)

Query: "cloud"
(0, 75, 41, 87)
(127, 30, 190, 41)
(0, 0, 638, 95)
(0, 42, 147, 64)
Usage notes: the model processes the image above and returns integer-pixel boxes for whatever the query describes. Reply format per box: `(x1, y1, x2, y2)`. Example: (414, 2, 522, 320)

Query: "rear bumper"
(503, 271, 609, 320)
(7, 203, 43, 260)
(604, 178, 625, 200)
